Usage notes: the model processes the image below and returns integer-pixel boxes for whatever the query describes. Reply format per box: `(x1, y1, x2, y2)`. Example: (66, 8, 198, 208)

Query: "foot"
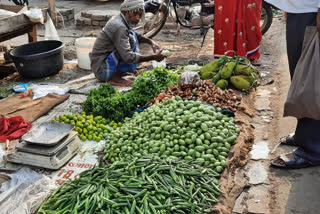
(107, 77, 134, 87)
(279, 133, 296, 146)
(270, 152, 312, 169)
(250, 59, 261, 67)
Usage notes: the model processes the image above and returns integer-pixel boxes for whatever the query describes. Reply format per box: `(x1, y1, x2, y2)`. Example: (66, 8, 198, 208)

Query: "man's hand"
(317, 9, 320, 37)
(151, 41, 161, 53)
(153, 48, 167, 62)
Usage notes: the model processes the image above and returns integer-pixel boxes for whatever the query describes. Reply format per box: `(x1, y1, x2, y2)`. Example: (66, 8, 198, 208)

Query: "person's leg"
(213, 0, 238, 57)
(286, 13, 316, 79)
(293, 118, 320, 164)
(245, 0, 262, 62)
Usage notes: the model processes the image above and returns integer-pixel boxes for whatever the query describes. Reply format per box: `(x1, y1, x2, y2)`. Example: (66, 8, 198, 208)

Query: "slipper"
(270, 152, 312, 169)
(250, 59, 261, 67)
(280, 133, 296, 146)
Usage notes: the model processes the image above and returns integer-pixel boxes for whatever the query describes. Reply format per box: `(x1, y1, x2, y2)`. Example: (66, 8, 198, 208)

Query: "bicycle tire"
(261, 1, 273, 35)
(140, 1, 170, 38)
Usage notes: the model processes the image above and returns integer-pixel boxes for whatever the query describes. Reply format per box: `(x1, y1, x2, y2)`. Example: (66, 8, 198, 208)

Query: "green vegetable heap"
(83, 67, 179, 122)
(199, 55, 259, 91)
(104, 98, 239, 173)
(38, 157, 221, 214)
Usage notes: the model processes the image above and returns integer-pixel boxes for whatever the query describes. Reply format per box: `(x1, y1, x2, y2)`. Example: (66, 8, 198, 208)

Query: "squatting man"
(90, 0, 167, 87)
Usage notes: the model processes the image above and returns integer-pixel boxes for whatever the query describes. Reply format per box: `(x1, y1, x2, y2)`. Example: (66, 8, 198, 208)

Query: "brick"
(81, 11, 92, 19)
(92, 20, 100, 26)
(84, 18, 92, 26)
(76, 18, 84, 26)
(67, 14, 74, 21)
(99, 21, 107, 27)
(92, 14, 106, 21)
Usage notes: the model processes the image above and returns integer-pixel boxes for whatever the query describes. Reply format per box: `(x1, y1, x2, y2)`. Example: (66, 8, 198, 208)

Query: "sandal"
(250, 59, 261, 67)
(279, 133, 296, 146)
(270, 152, 312, 169)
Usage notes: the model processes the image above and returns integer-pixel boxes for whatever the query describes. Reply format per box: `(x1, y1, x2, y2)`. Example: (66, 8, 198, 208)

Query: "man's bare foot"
(271, 152, 295, 167)
(108, 77, 133, 87)
(250, 59, 261, 66)
(270, 152, 312, 169)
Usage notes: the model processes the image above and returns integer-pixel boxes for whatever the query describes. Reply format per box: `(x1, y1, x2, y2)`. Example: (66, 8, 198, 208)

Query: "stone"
(245, 162, 268, 185)
(232, 192, 248, 213)
(255, 89, 271, 111)
(250, 141, 269, 160)
(248, 185, 270, 197)
(246, 195, 270, 214)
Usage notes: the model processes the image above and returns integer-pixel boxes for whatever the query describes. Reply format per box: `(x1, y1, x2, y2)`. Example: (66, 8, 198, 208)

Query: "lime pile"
(53, 112, 122, 142)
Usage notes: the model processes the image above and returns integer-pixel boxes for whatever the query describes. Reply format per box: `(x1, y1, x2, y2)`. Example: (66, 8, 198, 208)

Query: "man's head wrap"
(120, 0, 145, 12)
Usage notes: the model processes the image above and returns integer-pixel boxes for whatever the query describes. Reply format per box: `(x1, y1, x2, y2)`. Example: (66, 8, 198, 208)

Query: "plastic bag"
(178, 71, 200, 86)
(45, 13, 60, 41)
(0, 168, 57, 214)
(284, 26, 320, 119)
(31, 84, 69, 100)
(0, 9, 16, 19)
(23, 8, 44, 24)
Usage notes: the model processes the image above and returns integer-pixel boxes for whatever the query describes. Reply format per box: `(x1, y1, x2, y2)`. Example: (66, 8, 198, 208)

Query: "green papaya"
(230, 76, 251, 90)
(200, 60, 220, 74)
(221, 62, 236, 79)
(200, 71, 217, 80)
(235, 75, 255, 84)
(235, 65, 257, 76)
(216, 79, 229, 90)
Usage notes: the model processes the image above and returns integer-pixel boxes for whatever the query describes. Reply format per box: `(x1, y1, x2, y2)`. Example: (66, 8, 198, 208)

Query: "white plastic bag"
(45, 13, 60, 41)
(23, 8, 44, 24)
(0, 168, 57, 214)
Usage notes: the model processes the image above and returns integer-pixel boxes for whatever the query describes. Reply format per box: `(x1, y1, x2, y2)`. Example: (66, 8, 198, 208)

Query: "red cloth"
(0, 116, 32, 142)
(214, 0, 262, 60)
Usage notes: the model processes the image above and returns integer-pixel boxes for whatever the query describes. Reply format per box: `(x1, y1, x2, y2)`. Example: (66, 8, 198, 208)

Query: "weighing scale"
(5, 131, 80, 170)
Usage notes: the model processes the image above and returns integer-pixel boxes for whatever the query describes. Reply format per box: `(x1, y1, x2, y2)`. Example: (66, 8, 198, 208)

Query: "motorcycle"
(136, 0, 274, 38)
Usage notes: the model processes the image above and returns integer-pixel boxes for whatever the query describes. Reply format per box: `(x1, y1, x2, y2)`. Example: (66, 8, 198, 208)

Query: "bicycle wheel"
(260, 1, 273, 35)
(134, 0, 170, 38)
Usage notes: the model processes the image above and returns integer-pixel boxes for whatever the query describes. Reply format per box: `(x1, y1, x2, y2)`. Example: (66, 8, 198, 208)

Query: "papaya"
(216, 79, 229, 90)
(200, 60, 220, 75)
(235, 75, 256, 84)
(235, 65, 257, 76)
(200, 71, 217, 80)
(221, 62, 236, 79)
(230, 76, 251, 90)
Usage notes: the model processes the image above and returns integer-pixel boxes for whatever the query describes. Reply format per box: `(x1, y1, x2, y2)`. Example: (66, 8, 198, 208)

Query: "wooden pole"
(48, 0, 57, 26)
(28, 25, 37, 42)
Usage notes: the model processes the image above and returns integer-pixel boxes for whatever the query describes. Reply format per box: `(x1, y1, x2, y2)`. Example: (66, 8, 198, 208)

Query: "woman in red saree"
(214, 0, 262, 64)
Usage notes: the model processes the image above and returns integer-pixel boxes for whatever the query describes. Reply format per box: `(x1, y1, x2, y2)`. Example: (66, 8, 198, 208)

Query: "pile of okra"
(38, 156, 222, 214)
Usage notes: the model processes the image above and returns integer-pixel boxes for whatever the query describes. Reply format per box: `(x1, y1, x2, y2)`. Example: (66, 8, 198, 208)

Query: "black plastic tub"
(9, 40, 64, 79)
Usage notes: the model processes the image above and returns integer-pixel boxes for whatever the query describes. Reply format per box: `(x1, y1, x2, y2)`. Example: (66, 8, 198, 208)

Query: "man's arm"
(138, 34, 161, 52)
(138, 49, 166, 62)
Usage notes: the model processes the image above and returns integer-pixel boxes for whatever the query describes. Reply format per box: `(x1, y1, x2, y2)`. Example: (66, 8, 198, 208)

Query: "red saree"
(214, 0, 262, 60)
